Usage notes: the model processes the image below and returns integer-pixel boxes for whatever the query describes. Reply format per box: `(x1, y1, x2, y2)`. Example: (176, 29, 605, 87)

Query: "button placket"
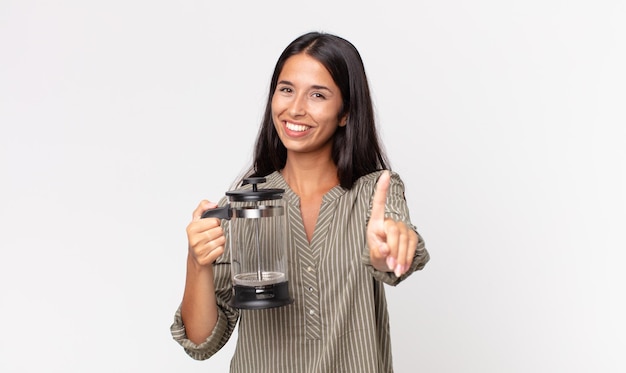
(301, 260, 321, 340)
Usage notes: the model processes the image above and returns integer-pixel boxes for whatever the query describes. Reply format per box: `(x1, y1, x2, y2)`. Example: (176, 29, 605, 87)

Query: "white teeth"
(286, 122, 309, 132)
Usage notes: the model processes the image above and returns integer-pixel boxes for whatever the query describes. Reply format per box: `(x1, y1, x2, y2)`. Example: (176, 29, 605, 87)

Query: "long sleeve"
(170, 220, 240, 360)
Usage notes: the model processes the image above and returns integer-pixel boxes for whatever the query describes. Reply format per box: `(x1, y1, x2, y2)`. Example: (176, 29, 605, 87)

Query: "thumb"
(370, 170, 391, 224)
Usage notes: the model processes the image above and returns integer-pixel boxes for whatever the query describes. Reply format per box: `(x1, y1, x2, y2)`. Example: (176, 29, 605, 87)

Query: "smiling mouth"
(285, 122, 310, 132)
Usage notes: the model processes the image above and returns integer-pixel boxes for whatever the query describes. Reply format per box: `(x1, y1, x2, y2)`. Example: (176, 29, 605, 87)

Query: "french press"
(201, 177, 293, 310)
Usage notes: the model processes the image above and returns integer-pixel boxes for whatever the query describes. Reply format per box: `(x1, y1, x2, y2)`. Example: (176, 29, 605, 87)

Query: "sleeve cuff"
(362, 232, 429, 286)
(170, 304, 235, 361)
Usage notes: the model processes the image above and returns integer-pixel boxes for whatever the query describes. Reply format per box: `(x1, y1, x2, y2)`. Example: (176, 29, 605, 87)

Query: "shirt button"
(309, 309, 315, 315)
(308, 286, 314, 292)
(307, 266, 314, 272)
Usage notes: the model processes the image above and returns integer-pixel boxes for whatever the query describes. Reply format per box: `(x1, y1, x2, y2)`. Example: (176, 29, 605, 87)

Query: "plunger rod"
(255, 212, 262, 281)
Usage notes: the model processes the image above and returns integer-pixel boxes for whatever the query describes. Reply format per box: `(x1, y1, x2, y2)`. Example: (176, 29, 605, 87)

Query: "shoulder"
(261, 171, 286, 190)
(352, 170, 406, 191)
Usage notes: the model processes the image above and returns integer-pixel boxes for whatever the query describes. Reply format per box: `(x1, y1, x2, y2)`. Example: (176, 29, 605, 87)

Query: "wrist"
(187, 252, 214, 274)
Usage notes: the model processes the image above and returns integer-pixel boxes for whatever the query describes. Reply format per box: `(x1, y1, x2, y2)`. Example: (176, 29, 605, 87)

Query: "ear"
(339, 114, 348, 127)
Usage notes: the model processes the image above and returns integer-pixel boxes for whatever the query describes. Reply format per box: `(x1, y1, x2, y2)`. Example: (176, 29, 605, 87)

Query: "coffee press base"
(230, 281, 293, 310)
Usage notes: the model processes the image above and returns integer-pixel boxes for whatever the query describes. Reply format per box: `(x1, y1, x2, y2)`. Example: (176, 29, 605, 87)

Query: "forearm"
(180, 253, 219, 344)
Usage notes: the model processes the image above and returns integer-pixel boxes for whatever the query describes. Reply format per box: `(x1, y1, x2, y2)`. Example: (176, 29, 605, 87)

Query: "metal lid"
(226, 177, 284, 202)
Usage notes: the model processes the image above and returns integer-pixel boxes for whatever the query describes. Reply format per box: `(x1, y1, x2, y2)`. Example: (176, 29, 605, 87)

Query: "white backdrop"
(1, 1, 625, 372)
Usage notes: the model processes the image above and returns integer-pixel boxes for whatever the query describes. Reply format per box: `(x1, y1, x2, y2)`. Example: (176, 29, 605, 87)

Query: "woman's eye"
(312, 92, 326, 99)
(278, 86, 292, 93)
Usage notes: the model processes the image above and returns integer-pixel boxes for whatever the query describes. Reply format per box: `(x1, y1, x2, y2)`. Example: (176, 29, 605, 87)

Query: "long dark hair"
(248, 31, 389, 189)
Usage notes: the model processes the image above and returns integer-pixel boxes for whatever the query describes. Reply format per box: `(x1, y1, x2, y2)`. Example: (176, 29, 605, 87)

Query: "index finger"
(192, 200, 218, 221)
(370, 170, 391, 223)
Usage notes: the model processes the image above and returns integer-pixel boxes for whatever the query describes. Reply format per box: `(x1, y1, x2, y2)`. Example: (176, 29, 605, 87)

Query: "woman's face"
(271, 53, 346, 156)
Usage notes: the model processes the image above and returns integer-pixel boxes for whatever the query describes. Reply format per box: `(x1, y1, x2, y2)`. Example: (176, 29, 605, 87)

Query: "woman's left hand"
(367, 171, 418, 277)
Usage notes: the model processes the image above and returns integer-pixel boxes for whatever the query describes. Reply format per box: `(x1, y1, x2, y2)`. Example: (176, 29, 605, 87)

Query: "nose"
(288, 94, 306, 117)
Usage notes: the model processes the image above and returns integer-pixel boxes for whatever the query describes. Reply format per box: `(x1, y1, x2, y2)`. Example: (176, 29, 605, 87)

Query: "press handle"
(201, 204, 232, 220)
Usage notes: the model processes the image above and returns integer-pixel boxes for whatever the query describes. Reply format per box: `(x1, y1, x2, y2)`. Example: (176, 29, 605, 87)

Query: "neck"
(281, 153, 339, 197)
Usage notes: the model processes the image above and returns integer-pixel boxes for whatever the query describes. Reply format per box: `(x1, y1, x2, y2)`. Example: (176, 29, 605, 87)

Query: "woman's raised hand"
(367, 171, 418, 277)
(186, 200, 226, 267)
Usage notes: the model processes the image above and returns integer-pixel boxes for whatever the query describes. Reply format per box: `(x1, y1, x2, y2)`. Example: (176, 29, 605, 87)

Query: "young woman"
(171, 31, 430, 372)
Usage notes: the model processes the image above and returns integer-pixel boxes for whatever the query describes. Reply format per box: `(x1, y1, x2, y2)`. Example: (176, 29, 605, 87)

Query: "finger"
(205, 224, 225, 242)
(193, 239, 225, 266)
(386, 256, 396, 272)
(383, 219, 399, 266)
(205, 245, 225, 264)
(394, 223, 408, 266)
(370, 170, 391, 224)
(394, 224, 409, 276)
(192, 200, 218, 221)
(203, 231, 226, 259)
(395, 229, 417, 276)
(403, 230, 418, 272)
(205, 229, 225, 246)
(186, 215, 222, 249)
(189, 227, 225, 265)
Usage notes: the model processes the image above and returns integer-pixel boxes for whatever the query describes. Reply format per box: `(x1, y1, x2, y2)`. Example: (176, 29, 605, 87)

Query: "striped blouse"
(171, 170, 429, 372)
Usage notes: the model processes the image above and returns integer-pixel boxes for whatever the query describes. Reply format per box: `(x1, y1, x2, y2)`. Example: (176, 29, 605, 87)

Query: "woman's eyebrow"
(310, 84, 332, 92)
(277, 80, 332, 91)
